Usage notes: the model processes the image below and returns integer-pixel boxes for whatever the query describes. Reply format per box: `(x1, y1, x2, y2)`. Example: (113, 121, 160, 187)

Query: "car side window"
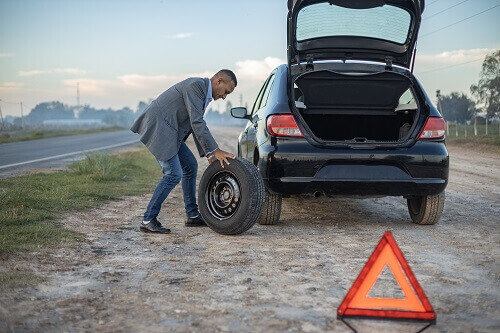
(251, 78, 269, 115)
(258, 74, 276, 111)
(398, 89, 414, 105)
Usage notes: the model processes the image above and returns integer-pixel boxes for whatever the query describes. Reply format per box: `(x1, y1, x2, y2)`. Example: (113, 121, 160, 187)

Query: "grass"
(0, 126, 124, 144)
(0, 148, 162, 254)
(447, 134, 500, 147)
(445, 124, 500, 147)
(0, 272, 46, 289)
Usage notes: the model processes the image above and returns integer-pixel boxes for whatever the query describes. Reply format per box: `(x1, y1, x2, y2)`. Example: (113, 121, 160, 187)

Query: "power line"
(423, 0, 469, 21)
(427, 0, 443, 6)
(421, 4, 500, 37)
(415, 57, 484, 75)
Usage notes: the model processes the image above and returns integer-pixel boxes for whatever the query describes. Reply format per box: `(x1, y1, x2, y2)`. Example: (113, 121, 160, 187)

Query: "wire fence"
(445, 122, 500, 137)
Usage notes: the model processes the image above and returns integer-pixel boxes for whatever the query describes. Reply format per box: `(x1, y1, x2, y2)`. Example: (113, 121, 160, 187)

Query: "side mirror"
(230, 107, 250, 119)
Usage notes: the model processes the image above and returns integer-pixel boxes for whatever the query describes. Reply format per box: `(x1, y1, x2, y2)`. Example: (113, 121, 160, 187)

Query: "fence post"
(474, 117, 477, 135)
(465, 124, 467, 137)
(486, 115, 488, 135)
(455, 122, 458, 137)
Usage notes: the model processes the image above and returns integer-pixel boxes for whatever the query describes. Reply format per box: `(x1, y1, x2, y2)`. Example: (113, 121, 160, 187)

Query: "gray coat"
(130, 77, 218, 162)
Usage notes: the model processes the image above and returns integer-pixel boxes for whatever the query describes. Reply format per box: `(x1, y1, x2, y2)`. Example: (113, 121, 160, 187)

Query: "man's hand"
(207, 148, 235, 168)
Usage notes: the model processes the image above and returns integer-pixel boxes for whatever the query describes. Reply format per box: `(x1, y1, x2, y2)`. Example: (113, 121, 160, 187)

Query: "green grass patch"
(447, 134, 500, 147)
(0, 148, 162, 254)
(445, 124, 500, 147)
(0, 126, 124, 144)
(0, 272, 46, 289)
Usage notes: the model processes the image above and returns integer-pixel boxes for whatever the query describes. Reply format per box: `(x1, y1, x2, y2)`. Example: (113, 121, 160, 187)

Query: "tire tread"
(408, 192, 445, 225)
(258, 190, 282, 225)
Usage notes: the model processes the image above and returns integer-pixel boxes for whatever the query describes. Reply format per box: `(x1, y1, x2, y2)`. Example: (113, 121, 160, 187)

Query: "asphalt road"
(0, 130, 140, 178)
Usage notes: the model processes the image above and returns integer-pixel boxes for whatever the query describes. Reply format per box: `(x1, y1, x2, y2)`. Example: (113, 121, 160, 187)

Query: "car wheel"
(258, 189, 282, 225)
(198, 157, 265, 235)
(407, 192, 445, 225)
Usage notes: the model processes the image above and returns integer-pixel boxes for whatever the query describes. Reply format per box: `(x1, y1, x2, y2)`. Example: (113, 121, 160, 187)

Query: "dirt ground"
(1, 126, 499, 332)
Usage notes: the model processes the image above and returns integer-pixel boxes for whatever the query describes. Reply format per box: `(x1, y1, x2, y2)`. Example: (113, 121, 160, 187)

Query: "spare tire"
(198, 157, 265, 235)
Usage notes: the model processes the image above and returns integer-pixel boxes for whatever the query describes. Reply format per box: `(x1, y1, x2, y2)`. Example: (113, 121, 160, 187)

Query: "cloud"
(54, 68, 87, 75)
(415, 48, 496, 69)
(165, 32, 193, 39)
(62, 71, 213, 97)
(0, 83, 26, 106)
(18, 68, 87, 77)
(0, 82, 25, 88)
(18, 70, 49, 77)
(0, 52, 14, 57)
(235, 57, 285, 82)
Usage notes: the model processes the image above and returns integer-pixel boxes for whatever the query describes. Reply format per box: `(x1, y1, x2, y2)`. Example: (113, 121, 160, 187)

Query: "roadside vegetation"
(0, 148, 161, 254)
(437, 50, 499, 152)
(445, 123, 500, 148)
(0, 126, 124, 144)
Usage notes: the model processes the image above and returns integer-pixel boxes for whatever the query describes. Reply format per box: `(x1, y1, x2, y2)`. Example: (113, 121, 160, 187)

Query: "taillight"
(418, 117, 446, 139)
(267, 114, 304, 137)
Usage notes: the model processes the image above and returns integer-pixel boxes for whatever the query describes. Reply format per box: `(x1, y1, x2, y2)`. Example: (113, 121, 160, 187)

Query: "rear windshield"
(296, 2, 412, 44)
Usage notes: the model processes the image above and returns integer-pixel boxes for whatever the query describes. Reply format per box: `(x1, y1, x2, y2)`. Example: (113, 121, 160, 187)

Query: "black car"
(231, 0, 448, 226)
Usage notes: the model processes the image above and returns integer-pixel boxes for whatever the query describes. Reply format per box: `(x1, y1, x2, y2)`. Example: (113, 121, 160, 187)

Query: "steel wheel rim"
(205, 170, 241, 220)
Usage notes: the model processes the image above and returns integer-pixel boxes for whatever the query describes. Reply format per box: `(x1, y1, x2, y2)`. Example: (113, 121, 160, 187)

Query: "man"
(131, 69, 236, 234)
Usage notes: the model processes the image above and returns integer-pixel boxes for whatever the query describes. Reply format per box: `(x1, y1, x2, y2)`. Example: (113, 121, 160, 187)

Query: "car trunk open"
(288, 0, 424, 71)
(293, 70, 419, 143)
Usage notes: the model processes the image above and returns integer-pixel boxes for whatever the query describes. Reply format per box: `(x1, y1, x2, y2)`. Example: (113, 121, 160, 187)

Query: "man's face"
(212, 76, 235, 100)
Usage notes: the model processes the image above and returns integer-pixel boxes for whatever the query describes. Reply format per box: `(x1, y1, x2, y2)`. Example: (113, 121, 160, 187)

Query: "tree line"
(437, 50, 499, 124)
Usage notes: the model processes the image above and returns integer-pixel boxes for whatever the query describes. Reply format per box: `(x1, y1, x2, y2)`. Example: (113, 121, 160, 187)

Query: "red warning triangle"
(337, 231, 436, 321)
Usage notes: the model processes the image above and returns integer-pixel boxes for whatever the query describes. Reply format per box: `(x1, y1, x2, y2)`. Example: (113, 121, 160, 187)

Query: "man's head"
(211, 69, 237, 100)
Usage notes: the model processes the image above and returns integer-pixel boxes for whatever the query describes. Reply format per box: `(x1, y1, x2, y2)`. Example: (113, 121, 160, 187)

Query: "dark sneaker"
(140, 218, 171, 234)
(185, 215, 207, 227)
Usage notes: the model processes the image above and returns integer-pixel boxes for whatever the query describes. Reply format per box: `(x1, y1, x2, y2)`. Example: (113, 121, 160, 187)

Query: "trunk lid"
(287, 0, 424, 72)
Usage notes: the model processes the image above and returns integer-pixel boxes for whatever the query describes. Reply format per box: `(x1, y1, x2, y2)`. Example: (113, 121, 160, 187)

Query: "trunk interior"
(293, 70, 419, 142)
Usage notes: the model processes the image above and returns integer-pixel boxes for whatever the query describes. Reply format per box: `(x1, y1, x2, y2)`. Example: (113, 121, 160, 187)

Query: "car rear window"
(296, 2, 412, 44)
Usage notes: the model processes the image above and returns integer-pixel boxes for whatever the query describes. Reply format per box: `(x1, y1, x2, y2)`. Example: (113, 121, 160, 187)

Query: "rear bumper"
(258, 139, 449, 197)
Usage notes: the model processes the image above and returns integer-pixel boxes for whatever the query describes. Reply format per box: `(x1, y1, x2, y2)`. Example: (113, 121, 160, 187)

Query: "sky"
(0, 0, 499, 117)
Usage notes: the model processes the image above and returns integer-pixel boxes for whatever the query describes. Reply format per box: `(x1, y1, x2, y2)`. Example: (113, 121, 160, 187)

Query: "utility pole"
(20, 102, 24, 129)
(75, 82, 81, 119)
(239, 94, 243, 106)
(77, 82, 80, 106)
(485, 113, 488, 135)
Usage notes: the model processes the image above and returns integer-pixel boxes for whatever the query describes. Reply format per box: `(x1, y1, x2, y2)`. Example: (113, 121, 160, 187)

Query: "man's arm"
(183, 80, 218, 155)
(183, 80, 234, 167)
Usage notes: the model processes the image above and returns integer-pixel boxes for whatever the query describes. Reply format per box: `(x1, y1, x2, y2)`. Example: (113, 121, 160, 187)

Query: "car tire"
(407, 192, 445, 225)
(258, 189, 282, 225)
(198, 157, 265, 235)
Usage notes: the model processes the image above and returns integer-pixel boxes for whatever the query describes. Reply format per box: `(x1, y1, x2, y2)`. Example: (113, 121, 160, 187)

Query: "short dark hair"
(216, 69, 237, 87)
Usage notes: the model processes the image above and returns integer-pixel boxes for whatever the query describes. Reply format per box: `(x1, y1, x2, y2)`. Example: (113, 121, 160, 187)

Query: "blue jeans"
(143, 142, 199, 221)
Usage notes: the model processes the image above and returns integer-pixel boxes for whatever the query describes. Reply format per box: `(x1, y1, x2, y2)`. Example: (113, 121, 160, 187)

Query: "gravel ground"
(0, 126, 499, 332)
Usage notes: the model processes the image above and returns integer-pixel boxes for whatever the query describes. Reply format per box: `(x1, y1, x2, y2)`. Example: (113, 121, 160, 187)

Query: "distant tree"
(136, 100, 151, 114)
(437, 92, 477, 123)
(103, 107, 135, 127)
(470, 50, 499, 118)
(225, 100, 233, 113)
(26, 101, 74, 124)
